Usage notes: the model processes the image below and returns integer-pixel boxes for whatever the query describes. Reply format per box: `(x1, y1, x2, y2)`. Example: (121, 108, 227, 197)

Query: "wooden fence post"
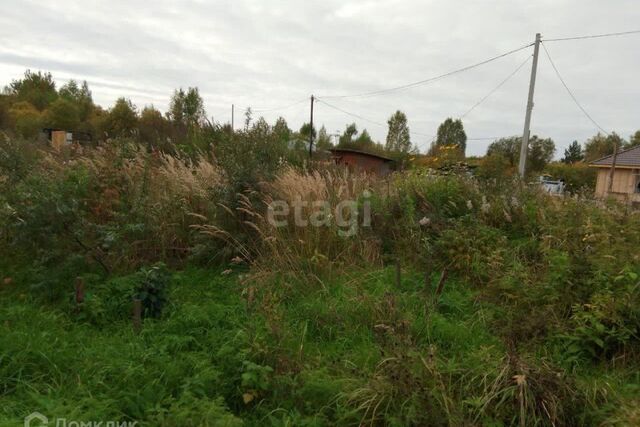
(434, 269, 448, 301)
(75, 277, 85, 305)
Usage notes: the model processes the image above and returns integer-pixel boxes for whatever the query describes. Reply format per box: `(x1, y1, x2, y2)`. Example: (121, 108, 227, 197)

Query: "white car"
(539, 175, 565, 194)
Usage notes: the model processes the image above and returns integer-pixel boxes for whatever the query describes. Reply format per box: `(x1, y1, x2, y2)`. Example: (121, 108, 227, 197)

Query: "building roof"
(329, 148, 394, 162)
(590, 145, 640, 168)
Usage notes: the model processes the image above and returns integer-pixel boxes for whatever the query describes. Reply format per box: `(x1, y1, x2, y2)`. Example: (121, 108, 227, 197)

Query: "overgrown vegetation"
(1, 71, 640, 426)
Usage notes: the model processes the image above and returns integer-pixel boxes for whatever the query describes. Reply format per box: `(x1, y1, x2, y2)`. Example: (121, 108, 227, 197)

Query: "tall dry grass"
(59, 145, 225, 269)
(195, 166, 386, 280)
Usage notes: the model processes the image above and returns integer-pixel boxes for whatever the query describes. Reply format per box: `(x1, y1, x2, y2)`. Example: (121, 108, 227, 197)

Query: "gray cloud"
(1, 0, 639, 155)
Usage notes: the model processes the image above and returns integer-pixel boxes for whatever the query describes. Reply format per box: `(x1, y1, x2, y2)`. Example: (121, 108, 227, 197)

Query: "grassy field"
(1, 138, 639, 426)
(1, 265, 638, 426)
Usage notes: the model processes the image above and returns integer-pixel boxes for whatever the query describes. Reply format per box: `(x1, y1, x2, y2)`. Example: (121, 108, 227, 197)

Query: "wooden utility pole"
(231, 104, 235, 131)
(308, 95, 315, 159)
(607, 139, 619, 194)
(518, 33, 542, 178)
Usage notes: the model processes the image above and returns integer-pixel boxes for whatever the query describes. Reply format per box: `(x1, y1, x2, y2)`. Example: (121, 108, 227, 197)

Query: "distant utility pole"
(231, 104, 235, 131)
(518, 33, 542, 178)
(308, 95, 315, 159)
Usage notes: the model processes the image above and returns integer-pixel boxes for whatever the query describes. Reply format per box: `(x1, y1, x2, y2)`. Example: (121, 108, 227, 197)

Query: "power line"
(240, 98, 309, 114)
(541, 42, 609, 135)
(316, 97, 433, 138)
(468, 136, 503, 141)
(544, 29, 640, 42)
(316, 98, 385, 127)
(320, 42, 534, 99)
(317, 98, 502, 143)
(460, 54, 531, 119)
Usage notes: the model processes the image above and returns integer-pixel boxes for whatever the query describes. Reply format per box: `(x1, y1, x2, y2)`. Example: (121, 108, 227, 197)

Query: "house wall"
(334, 152, 391, 176)
(594, 167, 640, 203)
(51, 130, 67, 151)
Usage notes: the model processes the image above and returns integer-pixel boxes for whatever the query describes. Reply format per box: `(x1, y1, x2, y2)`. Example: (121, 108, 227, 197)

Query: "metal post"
(518, 33, 542, 178)
(231, 104, 235, 131)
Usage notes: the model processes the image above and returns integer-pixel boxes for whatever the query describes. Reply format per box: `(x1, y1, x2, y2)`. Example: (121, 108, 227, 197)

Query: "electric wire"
(317, 98, 502, 142)
(316, 97, 432, 138)
(460, 54, 531, 119)
(242, 98, 309, 113)
(544, 29, 640, 42)
(320, 42, 535, 99)
(541, 42, 609, 135)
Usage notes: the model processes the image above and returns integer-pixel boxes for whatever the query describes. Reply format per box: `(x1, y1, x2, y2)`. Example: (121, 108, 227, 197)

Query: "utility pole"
(308, 95, 315, 159)
(231, 104, 235, 131)
(518, 33, 542, 178)
(607, 139, 619, 194)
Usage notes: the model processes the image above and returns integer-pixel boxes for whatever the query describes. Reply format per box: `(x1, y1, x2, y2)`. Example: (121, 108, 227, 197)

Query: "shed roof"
(590, 145, 640, 168)
(329, 148, 394, 162)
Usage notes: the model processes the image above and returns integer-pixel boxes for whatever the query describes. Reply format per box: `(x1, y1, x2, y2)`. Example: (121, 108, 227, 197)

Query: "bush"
(544, 161, 596, 194)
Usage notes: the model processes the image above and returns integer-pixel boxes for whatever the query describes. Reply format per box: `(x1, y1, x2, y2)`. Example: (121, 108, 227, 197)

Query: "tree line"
(1, 69, 638, 174)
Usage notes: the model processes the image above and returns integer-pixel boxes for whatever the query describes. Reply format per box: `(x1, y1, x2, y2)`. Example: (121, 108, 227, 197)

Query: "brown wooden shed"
(329, 148, 393, 176)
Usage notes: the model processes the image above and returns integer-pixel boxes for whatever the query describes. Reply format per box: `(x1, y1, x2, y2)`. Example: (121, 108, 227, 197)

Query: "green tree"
(435, 118, 467, 156)
(544, 162, 596, 193)
(169, 87, 205, 126)
(562, 140, 583, 164)
(486, 135, 555, 173)
(138, 106, 170, 149)
(316, 125, 332, 151)
(627, 130, 640, 149)
(583, 132, 624, 162)
(105, 98, 138, 138)
(386, 110, 411, 153)
(9, 101, 42, 138)
(299, 122, 316, 142)
(477, 153, 515, 181)
(0, 94, 10, 130)
(486, 137, 520, 166)
(273, 117, 291, 142)
(59, 80, 93, 121)
(355, 129, 373, 146)
(44, 98, 80, 130)
(528, 136, 556, 172)
(338, 123, 358, 146)
(7, 70, 58, 111)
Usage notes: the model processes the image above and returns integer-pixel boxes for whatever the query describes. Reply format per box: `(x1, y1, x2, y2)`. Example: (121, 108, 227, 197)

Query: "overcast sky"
(1, 0, 639, 156)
